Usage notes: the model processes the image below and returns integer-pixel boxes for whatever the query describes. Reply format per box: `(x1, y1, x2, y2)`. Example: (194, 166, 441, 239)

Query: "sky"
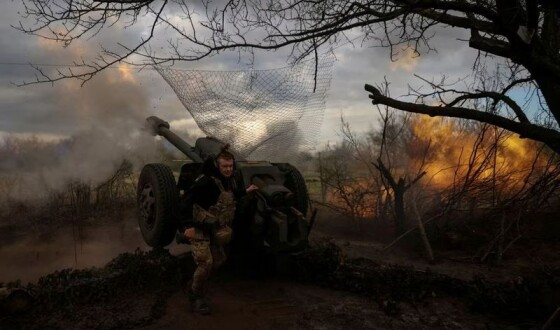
(0, 1, 477, 154)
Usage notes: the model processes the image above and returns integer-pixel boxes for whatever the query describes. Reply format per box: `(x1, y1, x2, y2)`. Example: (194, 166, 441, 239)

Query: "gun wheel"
(137, 163, 178, 247)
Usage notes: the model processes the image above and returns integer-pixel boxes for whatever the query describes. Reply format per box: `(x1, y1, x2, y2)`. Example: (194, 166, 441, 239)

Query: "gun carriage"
(137, 116, 312, 256)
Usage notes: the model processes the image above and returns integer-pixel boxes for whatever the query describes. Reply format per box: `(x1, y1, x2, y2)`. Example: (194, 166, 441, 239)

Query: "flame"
(322, 115, 555, 220)
(408, 115, 549, 191)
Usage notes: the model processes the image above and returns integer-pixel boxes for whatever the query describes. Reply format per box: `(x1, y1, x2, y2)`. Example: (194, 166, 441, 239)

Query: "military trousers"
(190, 234, 229, 296)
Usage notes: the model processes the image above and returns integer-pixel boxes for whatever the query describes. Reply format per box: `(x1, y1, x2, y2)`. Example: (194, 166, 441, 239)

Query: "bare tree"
(316, 141, 376, 227)
(375, 158, 426, 235)
(16, 1, 560, 152)
(372, 95, 430, 236)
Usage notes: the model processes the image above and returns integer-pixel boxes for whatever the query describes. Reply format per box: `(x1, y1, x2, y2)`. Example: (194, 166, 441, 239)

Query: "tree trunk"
(394, 180, 406, 236)
(495, 211, 506, 265)
(533, 74, 560, 126)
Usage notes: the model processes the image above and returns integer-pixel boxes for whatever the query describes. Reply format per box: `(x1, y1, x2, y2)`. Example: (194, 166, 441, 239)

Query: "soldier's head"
(216, 144, 235, 178)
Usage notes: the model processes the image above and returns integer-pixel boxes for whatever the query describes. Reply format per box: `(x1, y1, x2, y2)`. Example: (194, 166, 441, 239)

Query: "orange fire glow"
(325, 178, 376, 219)
(321, 115, 556, 221)
(408, 115, 549, 191)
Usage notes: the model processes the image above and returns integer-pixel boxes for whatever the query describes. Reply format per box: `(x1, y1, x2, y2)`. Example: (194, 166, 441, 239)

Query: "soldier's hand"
(246, 184, 259, 193)
(184, 227, 196, 239)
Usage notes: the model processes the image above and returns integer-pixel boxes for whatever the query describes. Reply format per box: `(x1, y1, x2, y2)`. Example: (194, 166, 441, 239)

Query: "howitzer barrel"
(145, 116, 203, 162)
(194, 137, 245, 161)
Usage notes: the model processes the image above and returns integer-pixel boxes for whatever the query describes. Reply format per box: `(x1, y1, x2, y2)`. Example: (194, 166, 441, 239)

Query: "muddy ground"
(1, 208, 559, 329)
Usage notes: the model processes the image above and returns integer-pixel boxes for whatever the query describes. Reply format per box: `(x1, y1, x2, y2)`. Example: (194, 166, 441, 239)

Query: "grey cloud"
(316, 26, 477, 145)
(0, 1, 485, 156)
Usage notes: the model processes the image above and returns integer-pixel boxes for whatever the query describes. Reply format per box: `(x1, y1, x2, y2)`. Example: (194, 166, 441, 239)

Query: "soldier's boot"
(192, 297, 211, 315)
(187, 288, 196, 304)
(188, 289, 211, 315)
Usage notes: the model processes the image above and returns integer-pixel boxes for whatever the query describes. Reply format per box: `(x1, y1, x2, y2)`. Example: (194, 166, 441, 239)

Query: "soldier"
(182, 144, 258, 314)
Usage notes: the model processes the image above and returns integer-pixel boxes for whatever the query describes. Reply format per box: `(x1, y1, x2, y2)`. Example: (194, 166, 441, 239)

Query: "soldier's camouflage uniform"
(190, 177, 235, 296)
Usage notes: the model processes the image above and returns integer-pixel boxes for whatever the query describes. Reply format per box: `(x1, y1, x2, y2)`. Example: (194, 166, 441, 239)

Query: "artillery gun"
(136, 116, 313, 257)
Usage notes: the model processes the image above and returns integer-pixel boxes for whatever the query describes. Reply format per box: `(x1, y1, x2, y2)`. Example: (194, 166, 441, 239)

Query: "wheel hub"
(139, 184, 156, 230)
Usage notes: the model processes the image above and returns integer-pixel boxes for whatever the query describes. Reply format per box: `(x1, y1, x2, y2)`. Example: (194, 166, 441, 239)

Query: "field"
(1, 197, 560, 329)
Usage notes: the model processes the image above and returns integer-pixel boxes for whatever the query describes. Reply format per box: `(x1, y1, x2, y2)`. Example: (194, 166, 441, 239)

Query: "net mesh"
(155, 54, 335, 161)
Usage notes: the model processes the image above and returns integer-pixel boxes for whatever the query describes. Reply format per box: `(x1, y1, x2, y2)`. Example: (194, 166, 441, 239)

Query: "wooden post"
(413, 198, 434, 263)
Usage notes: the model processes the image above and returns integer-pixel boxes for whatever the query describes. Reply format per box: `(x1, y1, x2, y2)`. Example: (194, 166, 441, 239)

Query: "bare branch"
(13, 0, 560, 154)
(365, 84, 560, 153)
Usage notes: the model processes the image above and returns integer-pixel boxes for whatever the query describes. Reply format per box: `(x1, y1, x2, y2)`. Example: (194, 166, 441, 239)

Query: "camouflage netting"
(156, 55, 335, 161)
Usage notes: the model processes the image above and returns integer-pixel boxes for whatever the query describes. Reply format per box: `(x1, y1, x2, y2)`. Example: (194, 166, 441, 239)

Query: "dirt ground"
(136, 277, 504, 330)
(0, 207, 557, 329)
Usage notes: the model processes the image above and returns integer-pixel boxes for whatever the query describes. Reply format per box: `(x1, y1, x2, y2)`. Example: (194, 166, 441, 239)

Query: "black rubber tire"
(137, 163, 178, 247)
(279, 163, 309, 216)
